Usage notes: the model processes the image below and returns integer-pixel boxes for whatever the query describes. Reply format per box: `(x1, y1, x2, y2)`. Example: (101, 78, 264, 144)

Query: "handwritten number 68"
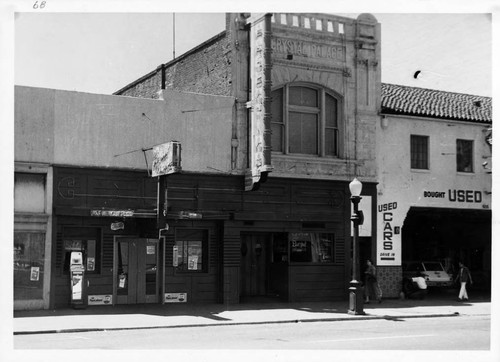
(33, 1, 46, 9)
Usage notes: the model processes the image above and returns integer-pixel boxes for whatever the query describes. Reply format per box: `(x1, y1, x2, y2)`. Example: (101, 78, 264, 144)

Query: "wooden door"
(115, 238, 159, 304)
(240, 234, 268, 297)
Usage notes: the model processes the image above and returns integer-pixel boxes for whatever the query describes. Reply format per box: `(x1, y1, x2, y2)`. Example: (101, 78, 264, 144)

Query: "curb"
(13, 312, 460, 336)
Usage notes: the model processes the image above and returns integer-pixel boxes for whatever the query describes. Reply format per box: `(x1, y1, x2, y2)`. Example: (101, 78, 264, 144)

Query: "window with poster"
(61, 227, 101, 274)
(173, 229, 208, 272)
(14, 231, 45, 300)
(289, 232, 334, 263)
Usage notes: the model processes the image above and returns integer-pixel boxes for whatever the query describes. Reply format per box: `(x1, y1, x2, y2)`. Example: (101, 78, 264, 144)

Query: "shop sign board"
(246, 13, 273, 190)
(164, 293, 187, 303)
(91, 209, 134, 217)
(111, 222, 125, 230)
(88, 295, 113, 306)
(377, 200, 402, 266)
(152, 141, 182, 177)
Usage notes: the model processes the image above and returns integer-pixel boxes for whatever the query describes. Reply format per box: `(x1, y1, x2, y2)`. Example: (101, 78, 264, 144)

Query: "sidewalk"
(14, 296, 491, 335)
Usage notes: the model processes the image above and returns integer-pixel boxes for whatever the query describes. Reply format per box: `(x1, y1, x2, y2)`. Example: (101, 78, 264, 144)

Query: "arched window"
(271, 84, 341, 157)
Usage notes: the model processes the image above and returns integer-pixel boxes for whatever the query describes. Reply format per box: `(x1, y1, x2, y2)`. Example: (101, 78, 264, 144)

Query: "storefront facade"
(376, 84, 492, 296)
(15, 12, 383, 309)
(116, 12, 381, 304)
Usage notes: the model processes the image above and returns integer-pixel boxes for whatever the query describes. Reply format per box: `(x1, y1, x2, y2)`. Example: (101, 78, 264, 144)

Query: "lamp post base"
(347, 280, 365, 315)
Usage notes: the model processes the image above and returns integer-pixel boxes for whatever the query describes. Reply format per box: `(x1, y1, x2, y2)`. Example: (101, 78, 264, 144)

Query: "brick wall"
(119, 72, 162, 99)
(116, 32, 232, 98)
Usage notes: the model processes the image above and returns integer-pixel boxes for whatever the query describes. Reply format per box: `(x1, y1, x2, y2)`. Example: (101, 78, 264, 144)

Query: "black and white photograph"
(1, 0, 498, 361)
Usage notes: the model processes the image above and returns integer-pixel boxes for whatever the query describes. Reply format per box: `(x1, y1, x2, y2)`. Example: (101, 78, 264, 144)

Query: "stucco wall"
(15, 86, 234, 173)
(376, 114, 493, 266)
(266, 13, 380, 182)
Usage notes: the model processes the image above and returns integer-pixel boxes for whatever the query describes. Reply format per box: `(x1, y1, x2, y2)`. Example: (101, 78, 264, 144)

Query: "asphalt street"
(14, 314, 490, 350)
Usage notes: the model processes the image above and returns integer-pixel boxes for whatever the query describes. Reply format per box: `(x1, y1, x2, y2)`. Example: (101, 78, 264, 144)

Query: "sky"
(7, 4, 495, 97)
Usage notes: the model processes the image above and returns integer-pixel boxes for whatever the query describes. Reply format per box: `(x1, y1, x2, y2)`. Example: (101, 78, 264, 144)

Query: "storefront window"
(289, 232, 334, 263)
(61, 227, 101, 274)
(174, 229, 208, 272)
(14, 232, 45, 300)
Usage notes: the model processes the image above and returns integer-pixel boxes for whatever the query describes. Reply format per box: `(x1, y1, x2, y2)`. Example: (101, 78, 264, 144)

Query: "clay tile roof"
(381, 83, 492, 124)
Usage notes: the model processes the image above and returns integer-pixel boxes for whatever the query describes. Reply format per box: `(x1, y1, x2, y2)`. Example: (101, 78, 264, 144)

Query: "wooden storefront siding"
(288, 265, 346, 302)
(163, 274, 218, 303)
(52, 214, 157, 307)
(53, 166, 157, 212)
(51, 166, 159, 307)
(165, 173, 349, 222)
(162, 220, 221, 304)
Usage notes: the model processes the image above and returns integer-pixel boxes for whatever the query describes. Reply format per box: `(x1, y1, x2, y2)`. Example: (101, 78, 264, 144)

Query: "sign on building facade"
(246, 13, 273, 191)
(151, 141, 182, 177)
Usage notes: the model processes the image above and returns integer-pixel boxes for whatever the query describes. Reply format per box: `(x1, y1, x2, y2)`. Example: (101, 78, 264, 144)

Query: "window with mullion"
(270, 84, 341, 157)
(271, 88, 284, 152)
(325, 93, 338, 156)
(410, 135, 429, 170)
(289, 111, 318, 154)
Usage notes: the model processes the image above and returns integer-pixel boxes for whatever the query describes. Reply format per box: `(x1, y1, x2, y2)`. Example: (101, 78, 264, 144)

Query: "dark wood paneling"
(53, 167, 156, 211)
(165, 173, 352, 222)
(289, 265, 345, 302)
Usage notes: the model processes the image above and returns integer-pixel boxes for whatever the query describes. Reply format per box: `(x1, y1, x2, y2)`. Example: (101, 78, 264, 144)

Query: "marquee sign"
(246, 13, 273, 191)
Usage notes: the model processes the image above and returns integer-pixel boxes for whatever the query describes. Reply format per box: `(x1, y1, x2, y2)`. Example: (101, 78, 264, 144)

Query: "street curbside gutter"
(13, 312, 460, 336)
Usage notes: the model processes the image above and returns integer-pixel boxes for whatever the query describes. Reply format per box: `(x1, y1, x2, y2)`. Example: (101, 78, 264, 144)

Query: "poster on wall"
(164, 293, 187, 303)
(88, 295, 112, 306)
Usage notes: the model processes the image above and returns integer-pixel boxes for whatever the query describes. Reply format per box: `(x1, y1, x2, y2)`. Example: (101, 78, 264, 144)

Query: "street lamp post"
(348, 177, 365, 315)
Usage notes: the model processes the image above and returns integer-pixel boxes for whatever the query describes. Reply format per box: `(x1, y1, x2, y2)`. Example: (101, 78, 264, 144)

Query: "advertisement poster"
(88, 295, 112, 306)
(30, 266, 40, 281)
(147, 245, 156, 255)
(188, 256, 198, 270)
(87, 257, 95, 271)
(172, 246, 178, 267)
(118, 274, 126, 289)
(164, 293, 187, 303)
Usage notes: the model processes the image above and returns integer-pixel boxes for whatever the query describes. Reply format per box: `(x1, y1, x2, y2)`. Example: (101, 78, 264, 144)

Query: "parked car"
(402, 261, 454, 288)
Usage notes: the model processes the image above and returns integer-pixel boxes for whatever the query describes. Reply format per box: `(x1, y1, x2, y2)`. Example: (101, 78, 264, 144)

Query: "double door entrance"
(114, 237, 161, 304)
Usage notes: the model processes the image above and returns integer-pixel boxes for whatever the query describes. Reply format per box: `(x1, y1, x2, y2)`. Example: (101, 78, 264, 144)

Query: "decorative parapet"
(270, 13, 353, 36)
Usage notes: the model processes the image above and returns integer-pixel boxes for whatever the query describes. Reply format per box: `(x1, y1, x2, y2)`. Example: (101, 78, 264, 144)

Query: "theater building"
(376, 84, 492, 295)
(114, 13, 381, 305)
(15, 12, 381, 309)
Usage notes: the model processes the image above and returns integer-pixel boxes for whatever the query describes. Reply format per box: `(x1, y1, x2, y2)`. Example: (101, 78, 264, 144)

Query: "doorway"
(240, 233, 269, 300)
(114, 237, 159, 304)
(240, 233, 287, 302)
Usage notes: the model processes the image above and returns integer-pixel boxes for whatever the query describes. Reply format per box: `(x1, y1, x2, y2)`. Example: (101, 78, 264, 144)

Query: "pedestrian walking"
(364, 259, 382, 303)
(455, 261, 473, 301)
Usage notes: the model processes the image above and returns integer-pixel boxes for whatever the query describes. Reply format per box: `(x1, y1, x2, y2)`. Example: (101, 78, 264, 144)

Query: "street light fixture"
(348, 177, 365, 315)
